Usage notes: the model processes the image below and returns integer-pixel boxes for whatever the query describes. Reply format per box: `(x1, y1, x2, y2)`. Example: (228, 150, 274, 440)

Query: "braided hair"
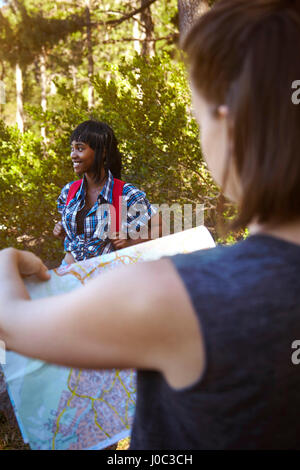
(70, 120, 122, 182)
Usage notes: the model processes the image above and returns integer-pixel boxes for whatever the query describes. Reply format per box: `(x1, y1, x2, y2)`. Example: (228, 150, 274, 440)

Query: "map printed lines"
(52, 369, 82, 449)
(91, 399, 111, 438)
(116, 370, 136, 404)
(54, 253, 143, 286)
(53, 368, 135, 445)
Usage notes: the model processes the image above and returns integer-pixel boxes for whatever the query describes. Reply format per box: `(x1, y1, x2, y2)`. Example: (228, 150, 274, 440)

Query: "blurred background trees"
(0, 0, 239, 267)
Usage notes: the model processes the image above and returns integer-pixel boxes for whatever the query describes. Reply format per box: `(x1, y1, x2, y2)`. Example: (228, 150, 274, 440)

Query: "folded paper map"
(1, 226, 215, 450)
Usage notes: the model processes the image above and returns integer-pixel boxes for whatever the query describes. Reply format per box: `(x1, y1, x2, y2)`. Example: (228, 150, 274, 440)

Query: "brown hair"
(183, 0, 300, 230)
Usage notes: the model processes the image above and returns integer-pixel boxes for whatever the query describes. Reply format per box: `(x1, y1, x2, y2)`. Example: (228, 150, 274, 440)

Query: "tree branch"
(101, 34, 178, 45)
(104, 0, 158, 27)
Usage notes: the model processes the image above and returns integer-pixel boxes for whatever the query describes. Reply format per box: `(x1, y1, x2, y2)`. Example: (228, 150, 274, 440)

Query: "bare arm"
(0, 249, 205, 390)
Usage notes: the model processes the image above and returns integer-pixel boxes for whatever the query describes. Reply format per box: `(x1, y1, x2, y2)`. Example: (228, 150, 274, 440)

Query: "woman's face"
(70, 141, 95, 175)
(190, 83, 241, 203)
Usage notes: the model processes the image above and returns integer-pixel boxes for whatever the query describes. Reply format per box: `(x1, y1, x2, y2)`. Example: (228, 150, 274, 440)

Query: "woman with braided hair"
(53, 120, 160, 266)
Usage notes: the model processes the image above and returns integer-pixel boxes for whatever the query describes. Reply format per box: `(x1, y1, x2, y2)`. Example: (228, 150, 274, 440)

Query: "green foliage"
(0, 0, 86, 67)
(0, 53, 221, 264)
(0, 120, 62, 264)
(93, 54, 217, 205)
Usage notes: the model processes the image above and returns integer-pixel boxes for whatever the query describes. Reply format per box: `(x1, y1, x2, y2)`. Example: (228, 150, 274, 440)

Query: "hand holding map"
(1, 226, 214, 450)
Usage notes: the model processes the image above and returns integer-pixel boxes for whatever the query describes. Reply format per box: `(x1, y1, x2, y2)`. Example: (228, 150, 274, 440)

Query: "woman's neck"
(85, 169, 107, 191)
(249, 220, 300, 246)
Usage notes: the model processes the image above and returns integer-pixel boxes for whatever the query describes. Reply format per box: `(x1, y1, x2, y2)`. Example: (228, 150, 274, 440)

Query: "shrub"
(0, 54, 225, 265)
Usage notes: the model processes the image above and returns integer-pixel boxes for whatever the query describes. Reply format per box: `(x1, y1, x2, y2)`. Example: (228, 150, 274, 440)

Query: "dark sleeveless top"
(129, 234, 300, 449)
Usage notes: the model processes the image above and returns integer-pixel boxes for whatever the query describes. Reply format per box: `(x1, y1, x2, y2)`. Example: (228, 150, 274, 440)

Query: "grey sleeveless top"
(129, 234, 300, 449)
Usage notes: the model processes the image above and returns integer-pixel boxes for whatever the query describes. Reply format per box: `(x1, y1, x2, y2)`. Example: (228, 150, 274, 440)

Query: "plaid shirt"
(57, 170, 157, 261)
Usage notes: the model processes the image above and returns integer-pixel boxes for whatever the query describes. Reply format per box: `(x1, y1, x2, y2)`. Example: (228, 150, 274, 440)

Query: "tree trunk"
(140, 0, 155, 57)
(133, 16, 141, 54)
(15, 62, 24, 133)
(0, 62, 5, 117)
(70, 64, 78, 90)
(178, 0, 209, 38)
(40, 48, 47, 142)
(0, 69, 5, 120)
(50, 76, 57, 96)
(85, 0, 94, 110)
(0, 81, 5, 120)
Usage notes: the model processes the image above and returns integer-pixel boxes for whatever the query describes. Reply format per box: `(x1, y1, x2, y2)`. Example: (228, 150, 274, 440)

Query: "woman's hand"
(63, 252, 75, 265)
(0, 248, 50, 350)
(16, 250, 51, 281)
(109, 232, 134, 251)
(0, 248, 50, 281)
(53, 221, 66, 240)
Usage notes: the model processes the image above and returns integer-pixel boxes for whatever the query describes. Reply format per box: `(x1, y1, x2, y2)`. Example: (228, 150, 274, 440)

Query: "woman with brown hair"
(1, 0, 300, 449)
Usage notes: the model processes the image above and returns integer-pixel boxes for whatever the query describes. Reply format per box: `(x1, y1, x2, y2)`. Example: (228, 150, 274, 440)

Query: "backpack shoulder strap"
(66, 180, 82, 206)
(112, 178, 125, 233)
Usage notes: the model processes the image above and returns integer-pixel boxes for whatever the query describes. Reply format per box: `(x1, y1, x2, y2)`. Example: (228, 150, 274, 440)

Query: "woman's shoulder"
(62, 180, 78, 191)
(59, 180, 80, 196)
(171, 234, 265, 265)
(169, 234, 300, 296)
(122, 181, 146, 196)
(57, 181, 77, 206)
(58, 180, 75, 192)
(121, 182, 151, 206)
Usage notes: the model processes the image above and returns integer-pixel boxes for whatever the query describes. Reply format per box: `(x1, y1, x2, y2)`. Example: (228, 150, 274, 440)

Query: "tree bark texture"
(178, 0, 209, 38)
(140, 0, 155, 57)
(133, 16, 141, 54)
(15, 62, 24, 133)
(85, 0, 94, 109)
(40, 48, 47, 142)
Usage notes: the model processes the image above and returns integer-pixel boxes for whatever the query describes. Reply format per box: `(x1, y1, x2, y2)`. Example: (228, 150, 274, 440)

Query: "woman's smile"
(71, 141, 95, 174)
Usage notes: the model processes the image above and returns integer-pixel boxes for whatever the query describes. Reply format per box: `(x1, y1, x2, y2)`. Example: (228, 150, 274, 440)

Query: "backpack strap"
(66, 180, 82, 206)
(111, 178, 125, 233)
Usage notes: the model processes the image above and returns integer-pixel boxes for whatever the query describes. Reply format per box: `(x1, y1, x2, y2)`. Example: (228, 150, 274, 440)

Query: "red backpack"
(66, 178, 125, 233)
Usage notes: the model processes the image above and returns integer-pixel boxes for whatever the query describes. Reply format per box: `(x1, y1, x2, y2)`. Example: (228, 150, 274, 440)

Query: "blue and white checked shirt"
(57, 170, 157, 261)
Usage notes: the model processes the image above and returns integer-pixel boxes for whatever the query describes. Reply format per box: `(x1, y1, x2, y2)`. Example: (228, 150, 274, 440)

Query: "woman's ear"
(218, 105, 229, 118)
